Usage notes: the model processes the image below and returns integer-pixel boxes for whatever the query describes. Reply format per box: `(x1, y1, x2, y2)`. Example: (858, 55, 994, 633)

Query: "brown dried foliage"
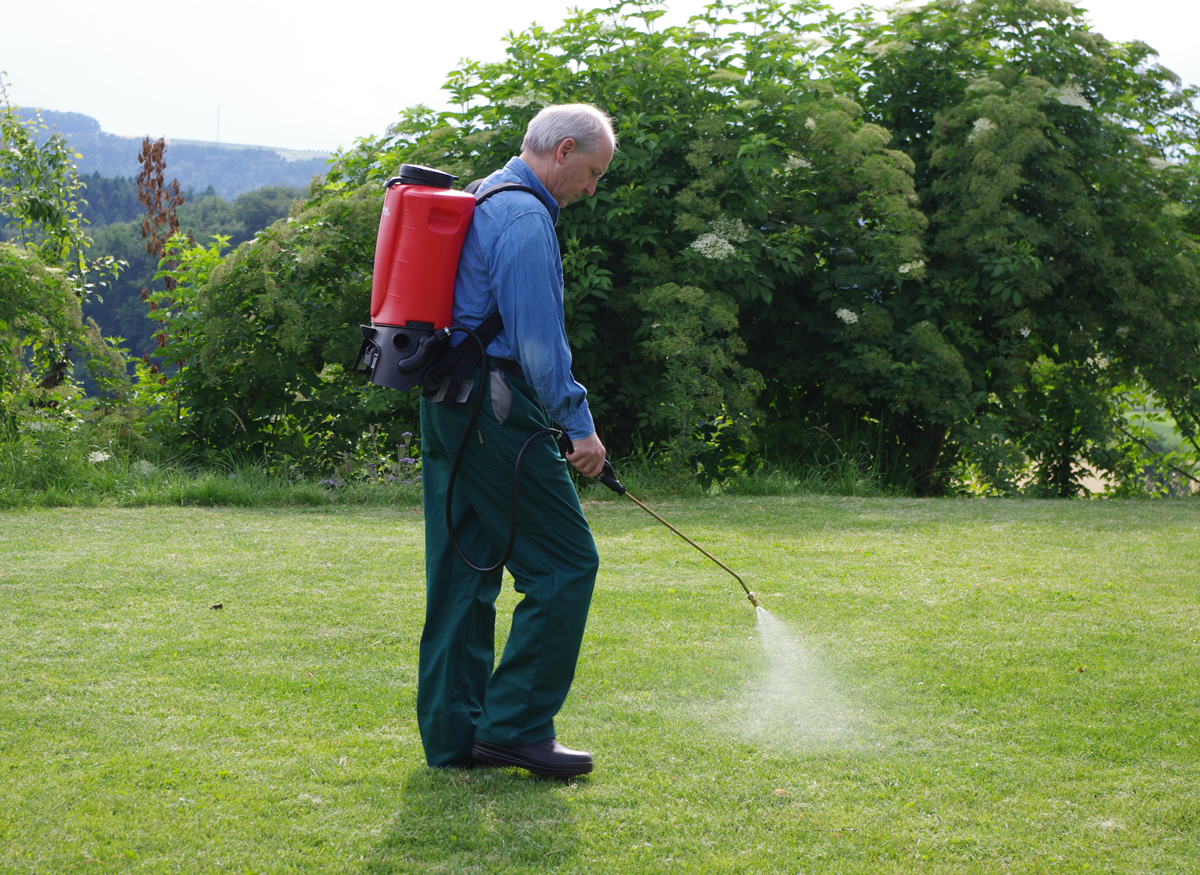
(136, 137, 185, 260)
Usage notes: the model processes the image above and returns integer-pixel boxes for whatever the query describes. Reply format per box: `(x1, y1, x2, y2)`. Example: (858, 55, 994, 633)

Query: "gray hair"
(521, 104, 617, 157)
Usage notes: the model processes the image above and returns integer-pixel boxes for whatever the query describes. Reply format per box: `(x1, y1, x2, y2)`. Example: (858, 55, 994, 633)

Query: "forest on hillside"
(3, 0, 1199, 498)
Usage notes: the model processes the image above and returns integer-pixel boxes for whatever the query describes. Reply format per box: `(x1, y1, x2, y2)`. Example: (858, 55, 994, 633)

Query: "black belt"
(491, 358, 525, 380)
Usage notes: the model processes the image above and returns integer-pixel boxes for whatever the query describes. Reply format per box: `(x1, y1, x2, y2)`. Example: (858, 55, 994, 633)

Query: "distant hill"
(26, 110, 331, 199)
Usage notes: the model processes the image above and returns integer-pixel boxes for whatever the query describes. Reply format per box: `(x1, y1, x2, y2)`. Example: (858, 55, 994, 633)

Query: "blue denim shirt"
(452, 157, 595, 439)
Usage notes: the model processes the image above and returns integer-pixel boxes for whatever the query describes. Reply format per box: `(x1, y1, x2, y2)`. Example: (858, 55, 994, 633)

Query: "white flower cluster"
(506, 92, 551, 108)
(805, 116, 818, 130)
(898, 260, 925, 274)
(1019, 327, 1031, 338)
(882, 0, 926, 16)
(1048, 84, 1089, 109)
(836, 308, 859, 324)
(710, 68, 745, 83)
(966, 79, 1004, 94)
(134, 460, 156, 475)
(864, 40, 913, 57)
(690, 233, 737, 260)
(88, 450, 111, 464)
(689, 216, 751, 259)
(969, 117, 996, 141)
(1148, 157, 1173, 171)
(792, 33, 831, 47)
(710, 215, 750, 242)
(784, 153, 813, 172)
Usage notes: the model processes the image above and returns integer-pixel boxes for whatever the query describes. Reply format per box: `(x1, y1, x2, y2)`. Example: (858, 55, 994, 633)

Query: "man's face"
(546, 137, 614, 207)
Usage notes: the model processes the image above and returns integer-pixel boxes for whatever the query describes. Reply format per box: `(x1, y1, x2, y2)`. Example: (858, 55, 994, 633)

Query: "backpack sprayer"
(354, 164, 758, 609)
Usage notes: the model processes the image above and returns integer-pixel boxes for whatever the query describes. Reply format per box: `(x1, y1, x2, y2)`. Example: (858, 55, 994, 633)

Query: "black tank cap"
(395, 164, 458, 189)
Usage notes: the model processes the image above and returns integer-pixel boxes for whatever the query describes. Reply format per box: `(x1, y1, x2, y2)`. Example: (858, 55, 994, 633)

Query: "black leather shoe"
(471, 738, 593, 777)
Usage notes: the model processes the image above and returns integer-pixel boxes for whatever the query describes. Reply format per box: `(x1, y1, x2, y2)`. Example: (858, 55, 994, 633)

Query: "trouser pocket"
(490, 370, 512, 425)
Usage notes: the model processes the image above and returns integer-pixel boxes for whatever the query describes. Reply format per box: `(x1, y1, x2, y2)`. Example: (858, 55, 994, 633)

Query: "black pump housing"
(352, 323, 448, 392)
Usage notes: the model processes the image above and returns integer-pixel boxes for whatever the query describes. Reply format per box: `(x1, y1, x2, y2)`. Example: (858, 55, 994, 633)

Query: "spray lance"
(602, 464, 760, 609)
(560, 435, 759, 609)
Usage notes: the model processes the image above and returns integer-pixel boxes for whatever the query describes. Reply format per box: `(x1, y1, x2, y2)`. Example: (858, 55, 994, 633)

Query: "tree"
(0, 73, 125, 423)
(812, 0, 1200, 493)
(0, 77, 89, 273)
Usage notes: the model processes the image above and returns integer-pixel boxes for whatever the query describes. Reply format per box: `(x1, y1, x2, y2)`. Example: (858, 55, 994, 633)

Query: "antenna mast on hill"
(216, 107, 220, 145)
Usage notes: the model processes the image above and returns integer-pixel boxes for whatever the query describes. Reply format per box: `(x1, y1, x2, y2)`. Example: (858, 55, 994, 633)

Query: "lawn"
(1, 497, 1197, 873)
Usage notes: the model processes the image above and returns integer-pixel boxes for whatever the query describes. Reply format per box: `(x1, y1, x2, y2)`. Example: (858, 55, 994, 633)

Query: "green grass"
(0, 450, 425, 510)
(0, 438, 874, 510)
(575, 452, 887, 501)
(1, 498, 1198, 873)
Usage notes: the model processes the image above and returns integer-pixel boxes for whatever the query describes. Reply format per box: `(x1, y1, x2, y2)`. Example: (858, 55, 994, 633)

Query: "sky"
(3, 0, 1197, 154)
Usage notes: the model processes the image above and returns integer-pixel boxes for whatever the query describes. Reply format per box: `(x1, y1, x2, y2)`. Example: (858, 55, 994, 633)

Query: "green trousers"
(417, 367, 599, 768)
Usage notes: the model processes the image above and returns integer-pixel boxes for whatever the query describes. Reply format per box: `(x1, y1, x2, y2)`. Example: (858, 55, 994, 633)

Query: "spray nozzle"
(747, 591, 760, 608)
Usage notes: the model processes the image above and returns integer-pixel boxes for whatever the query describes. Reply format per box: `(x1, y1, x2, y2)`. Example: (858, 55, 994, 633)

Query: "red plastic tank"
(370, 165, 475, 328)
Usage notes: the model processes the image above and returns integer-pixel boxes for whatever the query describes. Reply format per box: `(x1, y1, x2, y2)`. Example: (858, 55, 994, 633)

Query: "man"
(417, 104, 616, 777)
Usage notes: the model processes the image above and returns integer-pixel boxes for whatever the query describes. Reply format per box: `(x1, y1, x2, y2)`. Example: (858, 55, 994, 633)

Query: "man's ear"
(555, 137, 577, 165)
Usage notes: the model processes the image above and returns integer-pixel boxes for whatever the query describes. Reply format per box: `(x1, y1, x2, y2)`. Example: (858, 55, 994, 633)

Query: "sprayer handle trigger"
(599, 460, 626, 496)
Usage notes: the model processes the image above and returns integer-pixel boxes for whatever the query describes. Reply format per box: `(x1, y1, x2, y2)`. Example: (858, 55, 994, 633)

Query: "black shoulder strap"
(475, 182, 544, 205)
(463, 178, 545, 206)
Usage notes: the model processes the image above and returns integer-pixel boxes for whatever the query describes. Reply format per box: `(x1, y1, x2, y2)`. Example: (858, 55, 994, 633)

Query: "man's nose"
(585, 179, 598, 197)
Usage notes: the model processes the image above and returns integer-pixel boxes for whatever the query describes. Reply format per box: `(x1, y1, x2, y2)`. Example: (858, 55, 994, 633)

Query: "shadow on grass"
(367, 765, 583, 873)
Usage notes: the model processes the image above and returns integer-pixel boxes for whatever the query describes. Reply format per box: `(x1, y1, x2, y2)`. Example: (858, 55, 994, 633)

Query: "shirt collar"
(505, 156, 561, 225)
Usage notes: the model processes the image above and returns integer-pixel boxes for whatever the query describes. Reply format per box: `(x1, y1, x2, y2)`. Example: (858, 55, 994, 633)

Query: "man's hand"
(565, 431, 606, 479)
